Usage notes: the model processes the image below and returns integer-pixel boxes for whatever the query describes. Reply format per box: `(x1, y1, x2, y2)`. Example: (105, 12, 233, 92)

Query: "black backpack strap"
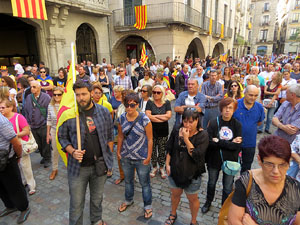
(123, 113, 142, 139)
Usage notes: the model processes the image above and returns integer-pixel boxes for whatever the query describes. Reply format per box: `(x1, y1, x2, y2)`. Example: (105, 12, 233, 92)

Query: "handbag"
(15, 114, 38, 155)
(0, 145, 12, 172)
(80, 112, 107, 177)
(218, 170, 253, 225)
(217, 117, 241, 176)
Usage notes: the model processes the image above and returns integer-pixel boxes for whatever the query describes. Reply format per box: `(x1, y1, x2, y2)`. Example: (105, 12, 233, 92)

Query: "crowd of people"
(0, 53, 300, 225)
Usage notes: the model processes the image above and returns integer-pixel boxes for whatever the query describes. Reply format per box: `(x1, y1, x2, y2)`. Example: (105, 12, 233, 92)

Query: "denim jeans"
(206, 167, 234, 204)
(265, 106, 276, 131)
(203, 107, 220, 129)
(121, 157, 152, 210)
(241, 147, 256, 174)
(68, 166, 107, 225)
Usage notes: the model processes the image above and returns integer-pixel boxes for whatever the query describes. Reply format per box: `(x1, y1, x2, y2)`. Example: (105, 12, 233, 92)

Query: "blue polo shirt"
(233, 98, 265, 148)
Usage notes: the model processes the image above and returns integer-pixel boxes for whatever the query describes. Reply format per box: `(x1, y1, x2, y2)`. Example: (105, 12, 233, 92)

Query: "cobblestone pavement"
(1, 103, 273, 225)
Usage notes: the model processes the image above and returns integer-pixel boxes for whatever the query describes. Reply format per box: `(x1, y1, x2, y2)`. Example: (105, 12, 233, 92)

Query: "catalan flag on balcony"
(11, 0, 48, 20)
(208, 18, 213, 35)
(220, 24, 224, 39)
(134, 5, 147, 30)
(140, 43, 148, 66)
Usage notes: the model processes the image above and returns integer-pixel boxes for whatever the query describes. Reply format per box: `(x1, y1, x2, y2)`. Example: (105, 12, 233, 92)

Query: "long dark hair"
(226, 80, 242, 99)
(180, 108, 202, 130)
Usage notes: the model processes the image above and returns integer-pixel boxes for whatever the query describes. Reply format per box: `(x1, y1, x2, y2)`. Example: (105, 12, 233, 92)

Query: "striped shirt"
(47, 103, 59, 130)
(0, 114, 16, 158)
(201, 81, 223, 108)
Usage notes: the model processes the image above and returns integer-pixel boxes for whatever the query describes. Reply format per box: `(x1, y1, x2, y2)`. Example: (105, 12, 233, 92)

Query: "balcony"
(113, 2, 208, 32)
(260, 21, 270, 26)
(290, 19, 300, 24)
(262, 8, 270, 13)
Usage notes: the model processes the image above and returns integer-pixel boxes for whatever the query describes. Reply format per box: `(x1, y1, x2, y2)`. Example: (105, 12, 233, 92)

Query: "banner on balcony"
(220, 24, 224, 39)
(140, 43, 148, 66)
(11, 0, 48, 20)
(134, 5, 147, 30)
(208, 18, 213, 35)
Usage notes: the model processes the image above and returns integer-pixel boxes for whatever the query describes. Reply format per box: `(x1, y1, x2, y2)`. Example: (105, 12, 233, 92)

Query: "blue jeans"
(241, 147, 256, 174)
(206, 167, 234, 204)
(203, 107, 220, 129)
(68, 166, 107, 225)
(265, 107, 276, 131)
(121, 158, 152, 210)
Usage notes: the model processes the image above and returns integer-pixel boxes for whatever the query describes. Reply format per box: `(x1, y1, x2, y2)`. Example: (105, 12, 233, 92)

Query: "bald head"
(245, 85, 259, 94)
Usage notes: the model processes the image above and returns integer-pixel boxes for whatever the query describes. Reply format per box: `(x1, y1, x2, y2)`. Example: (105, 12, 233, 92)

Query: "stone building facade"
(249, 0, 278, 56)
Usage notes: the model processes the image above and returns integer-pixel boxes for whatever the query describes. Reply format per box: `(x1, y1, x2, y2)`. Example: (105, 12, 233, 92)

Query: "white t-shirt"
(139, 78, 154, 87)
(185, 94, 196, 106)
(259, 71, 274, 83)
(14, 63, 24, 75)
(279, 78, 297, 98)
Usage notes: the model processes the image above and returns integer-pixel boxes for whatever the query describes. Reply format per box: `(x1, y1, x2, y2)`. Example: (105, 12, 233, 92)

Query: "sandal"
(165, 213, 177, 225)
(97, 220, 107, 225)
(160, 168, 167, 179)
(114, 178, 124, 185)
(107, 169, 113, 178)
(144, 208, 153, 219)
(29, 190, 36, 195)
(190, 222, 199, 225)
(150, 167, 158, 178)
(118, 202, 134, 212)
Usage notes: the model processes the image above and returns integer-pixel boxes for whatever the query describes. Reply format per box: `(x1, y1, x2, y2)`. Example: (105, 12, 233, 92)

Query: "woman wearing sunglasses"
(164, 108, 209, 225)
(46, 87, 64, 180)
(225, 80, 244, 100)
(145, 85, 172, 179)
(117, 92, 153, 219)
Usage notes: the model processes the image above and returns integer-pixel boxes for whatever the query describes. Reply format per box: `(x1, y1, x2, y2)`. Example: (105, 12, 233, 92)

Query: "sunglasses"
(231, 85, 238, 88)
(53, 93, 62, 96)
(119, 70, 124, 72)
(124, 103, 137, 108)
(40, 71, 46, 74)
(152, 91, 162, 95)
(140, 90, 148, 93)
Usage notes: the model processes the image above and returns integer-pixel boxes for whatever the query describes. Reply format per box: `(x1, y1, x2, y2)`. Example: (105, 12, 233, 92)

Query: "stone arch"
(111, 34, 156, 65)
(185, 38, 205, 60)
(212, 42, 225, 58)
(76, 23, 98, 63)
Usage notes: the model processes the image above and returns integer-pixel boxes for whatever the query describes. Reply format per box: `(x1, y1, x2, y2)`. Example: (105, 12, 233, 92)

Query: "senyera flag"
(134, 5, 147, 30)
(11, 0, 48, 20)
(140, 42, 148, 66)
(55, 43, 77, 166)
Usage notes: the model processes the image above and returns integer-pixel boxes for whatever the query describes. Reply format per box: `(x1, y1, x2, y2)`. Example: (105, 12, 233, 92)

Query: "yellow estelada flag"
(208, 18, 213, 35)
(220, 24, 224, 38)
(56, 43, 78, 166)
(134, 5, 147, 30)
(11, 0, 47, 20)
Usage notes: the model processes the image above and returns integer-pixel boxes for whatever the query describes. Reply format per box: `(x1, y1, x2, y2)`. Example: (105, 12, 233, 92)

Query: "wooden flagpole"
(71, 42, 82, 162)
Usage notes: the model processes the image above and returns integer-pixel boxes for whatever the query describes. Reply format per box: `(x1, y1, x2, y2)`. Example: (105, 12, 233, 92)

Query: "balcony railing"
(113, 2, 208, 31)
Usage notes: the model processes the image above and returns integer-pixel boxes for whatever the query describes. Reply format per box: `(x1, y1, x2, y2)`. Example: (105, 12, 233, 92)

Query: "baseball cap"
(0, 66, 7, 71)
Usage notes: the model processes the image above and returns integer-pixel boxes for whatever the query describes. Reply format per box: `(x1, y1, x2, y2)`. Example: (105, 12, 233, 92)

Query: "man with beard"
(58, 80, 113, 225)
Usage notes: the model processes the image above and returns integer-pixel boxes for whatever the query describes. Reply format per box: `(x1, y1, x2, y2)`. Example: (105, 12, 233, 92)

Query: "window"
(264, 2, 270, 11)
(257, 46, 267, 56)
(296, 0, 300, 7)
(262, 15, 270, 24)
(291, 28, 297, 35)
(259, 29, 268, 41)
(292, 13, 300, 22)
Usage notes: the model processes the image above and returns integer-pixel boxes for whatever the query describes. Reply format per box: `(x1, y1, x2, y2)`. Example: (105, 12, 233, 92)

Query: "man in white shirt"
(259, 63, 274, 83)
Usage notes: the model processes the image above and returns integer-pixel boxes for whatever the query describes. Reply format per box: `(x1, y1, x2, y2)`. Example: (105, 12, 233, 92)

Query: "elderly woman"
(146, 85, 172, 179)
(46, 87, 64, 180)
(164, 108, 209, 225)
(139, 85, 152, 113)
(90, 67, 99, 83)
(228, 135, 300, 225)
(263, 72, 282, 134)
(117, 92, 153, 219)
(202, 98, 242, 214)
(110, 85, 124, 113)
(224, 81, 244, 100)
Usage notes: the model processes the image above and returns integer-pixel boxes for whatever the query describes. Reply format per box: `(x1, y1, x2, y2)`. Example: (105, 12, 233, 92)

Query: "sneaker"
(17, 207, 30, 224)
(0, 207, 17, 217)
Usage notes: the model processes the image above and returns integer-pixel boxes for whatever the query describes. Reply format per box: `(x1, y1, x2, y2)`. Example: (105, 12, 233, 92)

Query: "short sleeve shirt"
(0, 114, 16, 158)
(118, 112, 150, 160)
(233, 98, 265, 148)
(9, 113, 29, 141)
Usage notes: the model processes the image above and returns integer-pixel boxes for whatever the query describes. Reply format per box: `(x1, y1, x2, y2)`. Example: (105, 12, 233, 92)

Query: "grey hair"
(244, 85, 259, 94)
(288, 84, 300, 97)
(251, 66, 259, 71)
(31, 80, 41, 87)
(188, 78, 199, 84)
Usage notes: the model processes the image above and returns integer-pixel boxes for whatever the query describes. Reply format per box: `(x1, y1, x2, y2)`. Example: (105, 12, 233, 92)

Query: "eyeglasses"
(40, 71, 46, 74)
(152, 91, 162, 95)
(53, 93, 62, 97)
(119, 70, 124, 72)
(231, 85, 238, 88)
(141, 90, 148, 93)
(262, 161, 289, 170)
(124, 103, 137, 108)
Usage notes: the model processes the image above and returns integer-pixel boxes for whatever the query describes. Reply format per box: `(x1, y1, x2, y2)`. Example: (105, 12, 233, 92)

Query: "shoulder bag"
(31, 94, 47, 118)
(123, 113, 141, 139)
(0, 144, 12, 172)
(217, 116, 241, 176)
(80, 112, 107, 177)
(15, 114, 38, 155)
(218, 170, 253, 225)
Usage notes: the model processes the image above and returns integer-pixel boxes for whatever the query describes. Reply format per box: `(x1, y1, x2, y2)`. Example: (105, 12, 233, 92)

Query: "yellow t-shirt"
(96, 98, 113, 113)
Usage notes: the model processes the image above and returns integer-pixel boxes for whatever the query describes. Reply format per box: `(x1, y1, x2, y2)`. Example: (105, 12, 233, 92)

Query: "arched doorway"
(0, 14, 39, 70)
(112, 35, 155, 65)
(185, 38, 205, 60)
(212, 43, 224, 58)
(76, 23, 98, 64)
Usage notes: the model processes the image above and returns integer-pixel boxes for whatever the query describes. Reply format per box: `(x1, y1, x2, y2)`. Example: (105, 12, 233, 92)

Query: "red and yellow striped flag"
(208, 18, 213, 35)
(140, 43, 148, 66)
(11, 0, 48, 20)
(134, 5, 147, 30)
(220, 24, 224, 39)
